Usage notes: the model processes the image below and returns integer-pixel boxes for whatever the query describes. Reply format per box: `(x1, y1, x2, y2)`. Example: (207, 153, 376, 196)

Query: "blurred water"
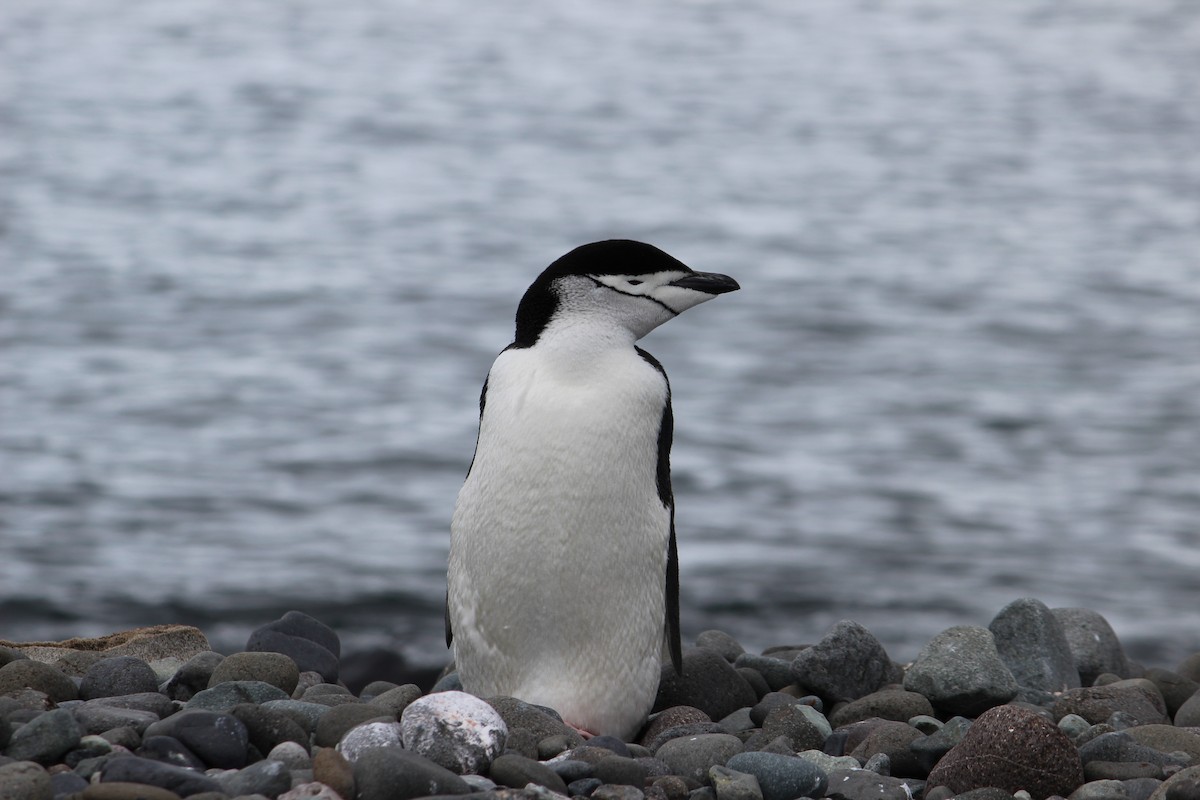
(2, 0, 1199, 668)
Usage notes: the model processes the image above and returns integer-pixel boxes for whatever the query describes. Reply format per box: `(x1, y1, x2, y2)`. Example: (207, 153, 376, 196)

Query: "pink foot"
(568, 724, 596, 740)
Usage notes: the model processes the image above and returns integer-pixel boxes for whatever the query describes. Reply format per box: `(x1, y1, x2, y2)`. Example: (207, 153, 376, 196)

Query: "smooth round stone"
(400, 691, 507, 775)
(1053, 683, 1170, 727)
(1060, 714, 1093, 739)
(312, 746, 356, 800)
(1052, 608, 1132, 685)
(829, 689, 936, 728)
(185, 680, 290, 711)
(74, 704, 161, 736)
(0, 660, 78, 703)
(267, 740, 312, 771)
(826, 769, 917, 800)
(0, 760, 51, 799)
(696, 631, 746, 662)
(1067, 779, 1128, 800)
(352, 746, 471, 800)
(99, 755, 223, 795)
(367, 684, 423, 717)
(709, 765, 764, 800)
(591, 785, 645, 800)
(143, 709, 250, 769)
(910, 716, 973, 773)
(1177, 691, 1200, 727)
(336, 720, 404, 762)
(795, 750, 860, 773)
(748, 692, 805, 726)
(83, 784, 189, 800)
(485, 696, 583, 749)
(50, 770, 90, 796)
(261, 699, 332, 733)
(136, 735, 207, 771)
(230, 702, 311, 755)
(87, 692, 176, 718)
(654, 733, 745, 784)
(209, 651, 300, 695)
(491, 752, 570, 794)
(6, 707, 84, 764)
(903, 626, 1020, 716)
(790, 621, 896, 703)
(641, 706, 712, 749)
(1142, 669, 1199, 717)
(734, 655, 794, 692)
(848, 720, 924, 778)
(247, 612, 340, 683)
(1124, 725, 1200, 763)
(989, 598, 1082, 694)
(79, 657, 160, 700)
(654, 649, 758, 723)
(725, 751, 828, 800)
(164, 651, 225, 701)
(278, 783, 345, 800)
(214, 758, 291, 798)
(760, 703, 827, 752)
(314, 702, 391, 748)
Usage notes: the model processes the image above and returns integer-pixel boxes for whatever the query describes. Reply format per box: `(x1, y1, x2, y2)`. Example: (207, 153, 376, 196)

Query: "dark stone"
(313, 701, 390, 748)
(910, 716, 972, 773)
(84, 692, 176, 719)
(903, 626, 1019, 717)
(655, 733, 745, 784)
(142, 709, 250, 769)
(1052, 608, 1132, 685)
(185, 680, 291, 712)
(208, 651, 300, 695)
(368, 684, 424, 718)
(847, 719, 924, 779)
(164, 651, 225, 701)
(926, 704, 1084, 799)
(828, 689, 935, 728)
(760, 704, 826, 753)
(100, 754, 224, 795)
(733, 655, 794, 692)
(1084, 761, 1163, 781)
(352, 746, 472, 800)
(136, 734, 206, 770)
(5, 707, 83, 764)
(593, 755, 651, 787)
(1143, 669, 1199, 717)
(229, 702, 310, 755)
(0, 660, 78, 703)
(79, 657, 160, 700)
(1053, 682, 1170, 726)
(695, 631, 745, 662)
(654, 648, 758, 723)
(724, 751, 828, 800)
(1077, 731, 1184, 769)
(826, 768, 920, 800)
(50, 770, 89, 796)
(214, 757, 292, 798)
(640, 706, 712, 749)
(989, 597, 1081, 693)
(748, 693, 804, 727)
(490, 752, 570, 793)
(485, 697, 584, 750)
(313, 745, 356, 800)
(247, 611, 340, 682)
(790, 620, 895, 703)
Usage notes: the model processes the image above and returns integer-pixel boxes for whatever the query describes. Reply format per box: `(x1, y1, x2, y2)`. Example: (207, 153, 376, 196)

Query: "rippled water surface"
(2, 1, 1199, 666)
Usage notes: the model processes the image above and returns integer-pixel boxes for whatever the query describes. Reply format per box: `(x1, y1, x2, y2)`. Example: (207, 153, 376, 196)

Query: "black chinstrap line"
(585, 275, 680, 316)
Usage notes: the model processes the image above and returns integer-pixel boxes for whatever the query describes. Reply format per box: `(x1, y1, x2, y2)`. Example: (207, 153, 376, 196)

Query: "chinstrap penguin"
(446, 239, 739, 739)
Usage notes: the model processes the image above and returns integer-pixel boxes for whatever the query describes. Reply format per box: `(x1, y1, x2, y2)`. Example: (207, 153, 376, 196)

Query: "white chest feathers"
(448, 344, 671, 738)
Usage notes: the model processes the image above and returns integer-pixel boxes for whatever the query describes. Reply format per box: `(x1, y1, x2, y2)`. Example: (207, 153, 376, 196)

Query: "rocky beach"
(2, 598, 1199, 800)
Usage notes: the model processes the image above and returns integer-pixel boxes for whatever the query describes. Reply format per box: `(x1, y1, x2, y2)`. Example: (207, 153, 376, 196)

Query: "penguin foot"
(568, 724, 596, 740)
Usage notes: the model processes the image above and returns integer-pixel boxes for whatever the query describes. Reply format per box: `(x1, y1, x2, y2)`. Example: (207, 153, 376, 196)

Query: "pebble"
(3, 602, 1198, 800)
(989, 597, 1082, 693)
(903, 625, 1020, 716)
(790, 620, 897, 703)
(0, 761, 52, 800)
(399, 690, 508, 774)
(79, 656, 161, 700)
(654, 649, 758, 722)
(247, 611, 341, 683)
(208, 650, 301, 695)
(725, 751, 828, 800)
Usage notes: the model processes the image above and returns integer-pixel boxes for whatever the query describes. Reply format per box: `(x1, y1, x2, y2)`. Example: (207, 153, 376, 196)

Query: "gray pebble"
(990, 597, 1082, 693)
(1052, 608, 1132, 685)
(5, 708, 83, 764)
(352, 746, 472, 800)
(655, 733, 745, 784)
(709, 765, 764, 800)
(209, 651, 300, 695)
(186, 679, 291, 711)
(903, 625, 1019, 716)
(79, 656, 160, 700)
(215, 757, 292, 798)
(790, 620, 895, 703)
(400, 690, 507, 774)
(696, 631, 746, 662)
(725, 751, 828, 800)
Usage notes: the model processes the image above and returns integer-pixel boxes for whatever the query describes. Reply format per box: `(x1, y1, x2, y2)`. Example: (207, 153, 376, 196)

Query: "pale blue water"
(2, 1, 1199, 667)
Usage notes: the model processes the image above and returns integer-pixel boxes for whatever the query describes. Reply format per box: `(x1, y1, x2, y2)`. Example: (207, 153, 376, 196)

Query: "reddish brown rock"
(926, 704, 1084, 800)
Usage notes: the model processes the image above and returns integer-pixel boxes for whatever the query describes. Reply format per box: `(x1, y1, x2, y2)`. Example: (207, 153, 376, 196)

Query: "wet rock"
(790, 621, 895, 703)
(903, 626, 1019, 716)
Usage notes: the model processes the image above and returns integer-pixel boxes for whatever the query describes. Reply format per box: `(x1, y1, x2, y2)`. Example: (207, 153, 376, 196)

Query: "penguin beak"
(668, 272, 740, 295)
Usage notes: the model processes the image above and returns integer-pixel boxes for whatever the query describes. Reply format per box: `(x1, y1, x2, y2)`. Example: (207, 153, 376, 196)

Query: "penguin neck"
(532, 317, 642, 375)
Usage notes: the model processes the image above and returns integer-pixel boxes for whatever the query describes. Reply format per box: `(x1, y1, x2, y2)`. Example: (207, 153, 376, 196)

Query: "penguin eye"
(627, 279, 644, 286)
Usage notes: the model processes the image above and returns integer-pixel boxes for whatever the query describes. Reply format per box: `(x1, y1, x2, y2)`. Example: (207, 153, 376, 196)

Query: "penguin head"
(514, 240, 739, 347)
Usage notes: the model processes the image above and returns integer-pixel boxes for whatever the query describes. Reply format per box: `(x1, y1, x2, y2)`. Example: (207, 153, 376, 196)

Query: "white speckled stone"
(279, 782, 346, 800)
(399, 690, 508, 774)
(335, 720, 404, 763)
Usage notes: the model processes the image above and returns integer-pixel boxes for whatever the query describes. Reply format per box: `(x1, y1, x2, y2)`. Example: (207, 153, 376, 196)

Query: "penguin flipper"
(444, 590, 453, 648)
(666, 515, 683, 675)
